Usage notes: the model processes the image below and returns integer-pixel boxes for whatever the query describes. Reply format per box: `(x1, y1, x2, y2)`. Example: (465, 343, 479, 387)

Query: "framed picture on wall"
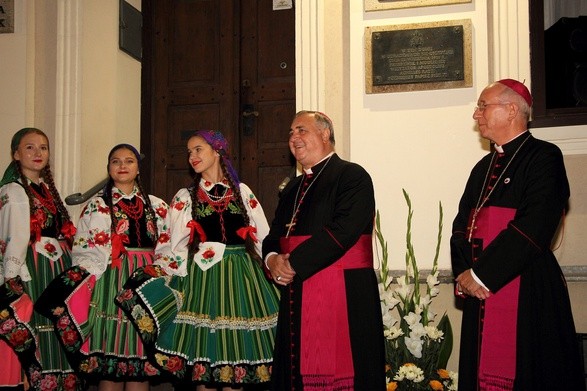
(365, 0, 471, 12)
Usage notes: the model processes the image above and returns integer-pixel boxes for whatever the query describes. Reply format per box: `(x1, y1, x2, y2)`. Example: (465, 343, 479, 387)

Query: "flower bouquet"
(377, 190, 458, 390)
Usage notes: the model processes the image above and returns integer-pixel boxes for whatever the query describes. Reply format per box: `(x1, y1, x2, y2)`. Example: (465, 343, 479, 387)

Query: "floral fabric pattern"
(37, 188, 171, 383)
(157, 183, 268, 276)
(34, 238, 64, 261)
(1, 179, 83, 390)
(116, 180, 278, 388)
(72, 188, 171, 279)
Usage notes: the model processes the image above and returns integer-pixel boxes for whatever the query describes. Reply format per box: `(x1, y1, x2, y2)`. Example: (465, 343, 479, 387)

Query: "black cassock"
(263, 154, 385, 391)
(451, 133, 585, 390)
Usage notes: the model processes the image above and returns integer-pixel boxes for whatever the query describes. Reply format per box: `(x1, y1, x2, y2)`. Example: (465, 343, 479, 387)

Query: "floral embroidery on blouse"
(31, 195, 55, 230)
(247, 195, 259, 209)
(155, 183, 269, 277)
(0, 194, 8, 210)
(71, 188, 172, 279)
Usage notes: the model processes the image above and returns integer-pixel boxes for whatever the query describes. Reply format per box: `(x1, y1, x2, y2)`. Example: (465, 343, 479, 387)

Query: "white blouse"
(156, 182, 270, 277)
(72, 186, 171, 280)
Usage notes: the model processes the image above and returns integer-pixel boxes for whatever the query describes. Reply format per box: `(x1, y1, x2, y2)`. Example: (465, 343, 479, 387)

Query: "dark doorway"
(140, 0, 296, 222)
(529, 0, 587, 128)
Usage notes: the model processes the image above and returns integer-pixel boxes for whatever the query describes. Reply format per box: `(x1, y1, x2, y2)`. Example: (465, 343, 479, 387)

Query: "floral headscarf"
(191, 130, 240, 185)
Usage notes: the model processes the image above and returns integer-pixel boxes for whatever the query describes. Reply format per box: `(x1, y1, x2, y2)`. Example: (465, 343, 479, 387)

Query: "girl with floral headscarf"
(116, 130, 279, 391)
(36, 144, 171, 391)
(0, 128, 81, 391)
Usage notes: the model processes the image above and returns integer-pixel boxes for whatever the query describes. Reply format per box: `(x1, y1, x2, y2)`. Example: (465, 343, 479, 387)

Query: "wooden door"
(141, 0, 295, 222)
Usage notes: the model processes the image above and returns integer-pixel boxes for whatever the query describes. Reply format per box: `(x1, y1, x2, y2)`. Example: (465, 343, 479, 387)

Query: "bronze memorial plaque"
(365, 20, 472, 93)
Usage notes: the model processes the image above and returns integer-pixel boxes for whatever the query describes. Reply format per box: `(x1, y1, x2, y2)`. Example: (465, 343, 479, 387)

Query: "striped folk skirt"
(36, 248, 162, 384)
(116, 245, 280, 387)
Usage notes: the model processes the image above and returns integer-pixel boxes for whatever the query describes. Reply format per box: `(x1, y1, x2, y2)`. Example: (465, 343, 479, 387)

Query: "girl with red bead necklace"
(0, 128, 81, 391)
(36, 144, 171, 391)
(115, 130, 279, 391)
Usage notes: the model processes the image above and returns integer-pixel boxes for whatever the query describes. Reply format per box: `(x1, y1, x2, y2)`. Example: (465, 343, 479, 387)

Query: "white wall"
(78, 0, 142, 191)
(0, 0, 29, 172)
(79, 0, 142, 193)
(350, 2, 502, 270)
(327, 0, 586, 371)
(0, 0, 141, 216)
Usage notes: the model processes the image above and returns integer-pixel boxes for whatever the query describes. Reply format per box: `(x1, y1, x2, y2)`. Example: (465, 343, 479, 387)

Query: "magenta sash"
(470, 206, 518, 391)
(280, 234, 373, 390)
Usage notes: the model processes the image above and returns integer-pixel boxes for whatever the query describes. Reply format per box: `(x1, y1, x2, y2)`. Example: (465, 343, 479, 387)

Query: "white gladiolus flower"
(382, 292, 400, 309)
(403, 312, 421, 326)
(382, 308, 398, 328)
(394, 283, 412, 301)
(427, 272, 439, 288)
(407, 267, 414, 278)
(409, 323, 427, 338)
(419, 294, 431, 308)
(385, 274, 394, 287)
(378, 283, 386, 295)
(375, 196, 457, 388)
(389, 314, 400, 327)
(404, 335, 423, 358)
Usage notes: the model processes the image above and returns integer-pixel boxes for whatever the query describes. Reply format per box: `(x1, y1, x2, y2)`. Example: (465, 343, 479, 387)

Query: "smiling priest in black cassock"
(262, 111, 385, 391)
(451, 79, 585, 391)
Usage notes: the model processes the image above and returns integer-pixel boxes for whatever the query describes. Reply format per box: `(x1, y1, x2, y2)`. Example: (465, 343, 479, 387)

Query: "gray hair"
(295, 110, 336, 145)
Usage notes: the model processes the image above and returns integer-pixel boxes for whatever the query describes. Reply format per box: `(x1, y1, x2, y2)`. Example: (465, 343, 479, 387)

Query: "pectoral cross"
(285, 219, 297, 238)
(467, 209, 479, 242)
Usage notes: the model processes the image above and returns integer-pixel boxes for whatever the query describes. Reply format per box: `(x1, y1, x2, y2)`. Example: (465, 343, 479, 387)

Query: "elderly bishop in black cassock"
(452, 79, 585, 391)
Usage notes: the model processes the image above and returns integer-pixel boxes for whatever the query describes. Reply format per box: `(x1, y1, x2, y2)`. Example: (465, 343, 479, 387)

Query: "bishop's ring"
(276, 276, 282, 281)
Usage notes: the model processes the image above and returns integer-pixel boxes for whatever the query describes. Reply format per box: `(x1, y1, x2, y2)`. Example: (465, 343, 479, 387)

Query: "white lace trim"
(3, 255, 31, 282)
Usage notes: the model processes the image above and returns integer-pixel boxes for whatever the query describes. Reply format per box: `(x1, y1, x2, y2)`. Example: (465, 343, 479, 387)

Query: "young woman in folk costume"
(0, 128, 81, 391)
(116, 130, 279, 391)
(36, 144, 171, 391)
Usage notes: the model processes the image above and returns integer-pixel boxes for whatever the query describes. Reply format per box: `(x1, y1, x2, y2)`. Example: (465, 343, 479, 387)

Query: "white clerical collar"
(303, 152, 334, 175)
(494, 131, 529, 153)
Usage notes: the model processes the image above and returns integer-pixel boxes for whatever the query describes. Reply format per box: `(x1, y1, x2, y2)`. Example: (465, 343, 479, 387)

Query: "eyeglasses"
(474, 102, 511, 112)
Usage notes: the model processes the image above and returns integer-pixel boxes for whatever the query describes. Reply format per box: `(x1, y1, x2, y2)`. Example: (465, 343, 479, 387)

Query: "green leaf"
(437, 313, 453, 369)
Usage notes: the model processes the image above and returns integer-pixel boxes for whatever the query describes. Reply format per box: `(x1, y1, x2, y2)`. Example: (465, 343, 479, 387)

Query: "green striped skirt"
(116, 245, 280, 387)
(36, 248, 162, 383)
